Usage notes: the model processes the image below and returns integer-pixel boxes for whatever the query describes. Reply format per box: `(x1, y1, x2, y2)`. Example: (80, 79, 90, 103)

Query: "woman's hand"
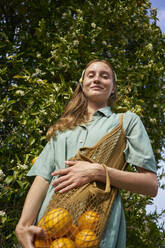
(15, 224, 46, 248)
(51, 160, 101, 193)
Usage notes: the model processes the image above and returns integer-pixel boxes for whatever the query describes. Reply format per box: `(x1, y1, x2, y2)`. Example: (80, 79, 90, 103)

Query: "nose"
(93, 74, 100, 83)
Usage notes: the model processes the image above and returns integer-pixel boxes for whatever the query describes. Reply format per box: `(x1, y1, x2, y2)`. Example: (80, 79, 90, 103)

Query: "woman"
(16, 59, 158, 248)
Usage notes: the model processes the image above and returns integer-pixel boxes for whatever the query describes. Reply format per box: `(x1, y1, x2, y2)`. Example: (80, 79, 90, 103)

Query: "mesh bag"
(35, 114, 126, 248)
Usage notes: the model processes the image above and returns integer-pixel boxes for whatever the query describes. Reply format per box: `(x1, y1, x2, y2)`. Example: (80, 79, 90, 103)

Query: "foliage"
(0, 0, 165, 247)
(122, 167, 165, 247)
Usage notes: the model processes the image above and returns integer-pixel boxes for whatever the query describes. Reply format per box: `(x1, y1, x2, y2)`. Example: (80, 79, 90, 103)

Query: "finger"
(22, 227, 38, 248)
(25, 241, 35, 248)
(54, 179, 73, 192)
(51, 167, 70, 176)
(36, 229, 47, 238)
(65, 160, 77, 166)
(29, 226, 46, 237)
(58, 183, 77, 193)
(27, 240, 35, 248)
(52, 175, 70, 186)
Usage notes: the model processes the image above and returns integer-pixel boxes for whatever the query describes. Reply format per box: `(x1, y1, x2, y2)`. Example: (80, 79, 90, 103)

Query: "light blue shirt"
(27, 107, 157, 248)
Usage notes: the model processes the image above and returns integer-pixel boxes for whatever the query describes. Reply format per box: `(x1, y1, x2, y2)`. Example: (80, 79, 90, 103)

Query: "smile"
(90, 86, 104, 90)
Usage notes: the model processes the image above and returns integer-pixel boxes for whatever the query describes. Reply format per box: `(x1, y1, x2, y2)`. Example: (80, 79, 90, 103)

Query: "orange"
(37, 216, 49, 233)
(78, 210, 100, 231)
(75, 229, 99, 248)
(50, 238, 76, 248)
(42, 208, 72, 239)
(66, 224, 80, 241)
(32, 156, 38, 165)
(38, 216, 45, 227)
(34, 238, 52, 248)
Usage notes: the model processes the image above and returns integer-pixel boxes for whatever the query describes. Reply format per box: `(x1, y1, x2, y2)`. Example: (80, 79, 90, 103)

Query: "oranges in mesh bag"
(37, 216, 48, 233)
(66, 224, 80, 241)
(34, 238, 52, 248)
(78, 210, 100, 231)
(75, 229, 99, 248)
(50, 238, 76, 248)
(38, 208, 72, 239)
(37, 209, 100, 247)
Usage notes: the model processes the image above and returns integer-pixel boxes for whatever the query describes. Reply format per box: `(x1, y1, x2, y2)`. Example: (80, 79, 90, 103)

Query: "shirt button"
(80, 140, 83, 143)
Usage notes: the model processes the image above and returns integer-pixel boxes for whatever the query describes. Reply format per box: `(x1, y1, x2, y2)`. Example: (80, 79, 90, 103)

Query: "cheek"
(82, 79, 90, 87)
(81, 83, 89, 96)
(82, 81, 90, 91)
(106, 82, 113, 92)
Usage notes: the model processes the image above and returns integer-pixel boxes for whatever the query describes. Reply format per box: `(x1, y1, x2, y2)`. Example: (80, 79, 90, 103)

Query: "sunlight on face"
(82, 62, 114, 107)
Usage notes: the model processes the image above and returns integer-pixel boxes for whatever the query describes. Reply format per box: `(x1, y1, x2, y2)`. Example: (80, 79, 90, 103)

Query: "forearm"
(15, 176, 49, 248)
(51, 160, 158, 196)
(17, 176, 49, 226)
(94, 164, 158, 197)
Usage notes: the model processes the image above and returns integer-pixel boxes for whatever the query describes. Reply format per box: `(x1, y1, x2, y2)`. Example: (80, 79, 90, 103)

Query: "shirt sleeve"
(123, 111, 157, 173)
(27, 138, 56, 182)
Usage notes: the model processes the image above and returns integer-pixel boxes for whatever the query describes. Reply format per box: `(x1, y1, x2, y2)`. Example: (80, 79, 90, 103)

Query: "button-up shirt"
(28, 107, 156, 248)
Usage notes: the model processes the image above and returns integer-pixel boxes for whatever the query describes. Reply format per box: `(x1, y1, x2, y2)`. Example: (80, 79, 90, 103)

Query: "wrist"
(93, 163, 106, 182)
(16, 220, 31, 230)
(15, 223, 26, 236)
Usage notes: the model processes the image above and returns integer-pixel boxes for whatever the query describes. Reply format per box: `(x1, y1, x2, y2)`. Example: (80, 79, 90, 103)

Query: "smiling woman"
(81, 60, 117, 108)
(15, 59, 158, 248)
(81, 62, 114, 112)
(46, 60, 117, 141)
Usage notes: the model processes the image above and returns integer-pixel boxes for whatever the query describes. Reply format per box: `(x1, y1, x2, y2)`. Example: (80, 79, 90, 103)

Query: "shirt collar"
(93, 106, 113, 118)
(80, 106, 113, 127)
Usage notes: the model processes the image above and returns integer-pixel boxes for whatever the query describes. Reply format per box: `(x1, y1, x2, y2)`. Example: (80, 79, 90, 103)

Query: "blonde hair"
(46, 59, 117, 140)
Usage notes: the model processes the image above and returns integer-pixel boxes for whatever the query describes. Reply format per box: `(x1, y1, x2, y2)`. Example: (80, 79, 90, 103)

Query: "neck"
(87, 101, 107, 118)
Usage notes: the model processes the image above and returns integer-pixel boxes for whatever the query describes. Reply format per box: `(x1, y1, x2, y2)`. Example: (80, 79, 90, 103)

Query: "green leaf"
(29, 137, 35, 146)
(5, 176, 14, 184)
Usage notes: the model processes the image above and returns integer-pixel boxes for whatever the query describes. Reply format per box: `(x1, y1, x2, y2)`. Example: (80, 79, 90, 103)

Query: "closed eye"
(102, 74, 109, 79)
(87, 71, 111, 79)
(101, 73, 110, 79)
(88, 72, 95, 78)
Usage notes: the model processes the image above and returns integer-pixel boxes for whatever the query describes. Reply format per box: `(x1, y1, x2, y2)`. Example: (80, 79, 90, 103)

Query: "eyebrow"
(87, 70, 111, 74)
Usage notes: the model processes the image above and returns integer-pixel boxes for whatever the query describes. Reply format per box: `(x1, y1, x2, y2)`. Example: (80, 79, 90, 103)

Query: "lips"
(90, 86, 104, 90)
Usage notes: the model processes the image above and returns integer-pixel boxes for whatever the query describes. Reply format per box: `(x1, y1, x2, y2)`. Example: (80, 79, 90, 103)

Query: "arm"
(94, 163, 158, 197)
(15, 176, 49, 248)
(51, 161, 158, 197)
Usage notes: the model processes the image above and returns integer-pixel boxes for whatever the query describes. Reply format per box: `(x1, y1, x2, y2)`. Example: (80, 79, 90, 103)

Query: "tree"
(0, 0, 164, 247)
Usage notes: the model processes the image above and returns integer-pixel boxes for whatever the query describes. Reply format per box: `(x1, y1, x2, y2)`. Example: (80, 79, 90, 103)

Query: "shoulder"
(122, 111, 144, 134)
(123, 110, 140, 122)
(107, 111, 141, 132)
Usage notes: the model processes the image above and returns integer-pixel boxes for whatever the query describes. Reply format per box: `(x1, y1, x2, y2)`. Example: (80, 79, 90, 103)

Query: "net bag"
(35, 114, 126, 248)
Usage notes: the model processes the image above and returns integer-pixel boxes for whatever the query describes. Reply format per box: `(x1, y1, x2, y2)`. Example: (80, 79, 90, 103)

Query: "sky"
(149, 0, 165, 33)
(146, 0, 165, 227)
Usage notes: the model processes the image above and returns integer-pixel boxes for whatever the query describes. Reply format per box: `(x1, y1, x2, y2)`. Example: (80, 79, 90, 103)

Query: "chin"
(87, 94, 108, 103)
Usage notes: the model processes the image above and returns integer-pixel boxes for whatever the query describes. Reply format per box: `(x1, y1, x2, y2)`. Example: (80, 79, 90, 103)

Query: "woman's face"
(82, 61, 114, 106)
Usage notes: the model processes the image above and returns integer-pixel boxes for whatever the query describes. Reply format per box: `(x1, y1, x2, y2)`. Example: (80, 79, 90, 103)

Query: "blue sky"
(146, 160, 165, 227)
(150, 0, 165, 32)
(146, 0, 165, 227)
